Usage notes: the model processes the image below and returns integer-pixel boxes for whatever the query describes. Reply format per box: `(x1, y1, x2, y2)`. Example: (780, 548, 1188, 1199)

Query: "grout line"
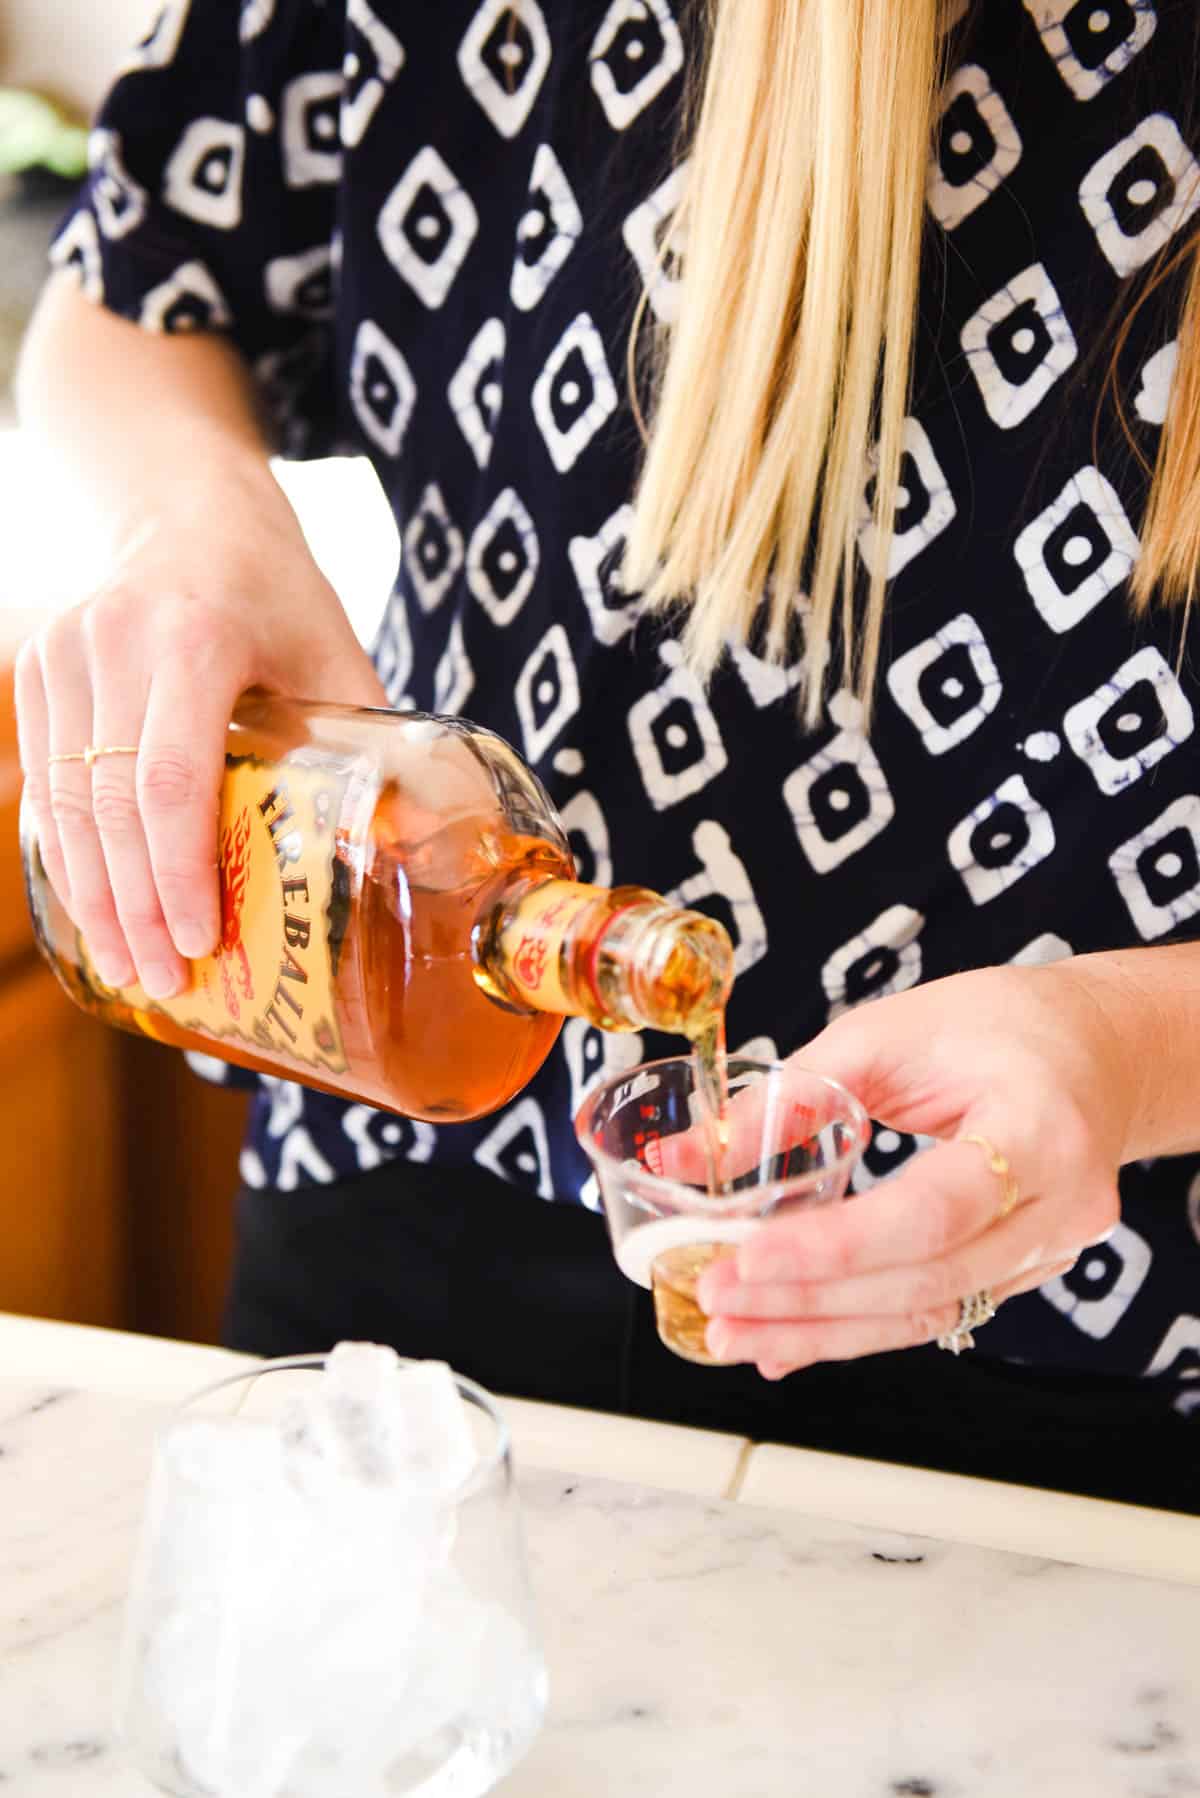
(723, 1436, 758, 1503)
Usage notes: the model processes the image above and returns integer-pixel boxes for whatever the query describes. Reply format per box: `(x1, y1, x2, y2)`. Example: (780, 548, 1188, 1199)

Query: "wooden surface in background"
(121, 1038, 247, 1346)
(0, 958, 124, 1325)
(0, 612, 246, 1345)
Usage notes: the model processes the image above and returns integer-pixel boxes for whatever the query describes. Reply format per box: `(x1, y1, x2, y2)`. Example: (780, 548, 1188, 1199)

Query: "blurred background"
(0, 0, 396, 1345)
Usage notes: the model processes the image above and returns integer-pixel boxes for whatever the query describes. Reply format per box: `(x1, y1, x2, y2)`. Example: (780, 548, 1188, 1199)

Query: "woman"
(15, 0, 1200, 1509)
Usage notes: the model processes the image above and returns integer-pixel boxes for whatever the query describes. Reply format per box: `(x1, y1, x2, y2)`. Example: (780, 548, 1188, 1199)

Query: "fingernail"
(705, 1322, 735, 1362)
(94, 955, 134, 991)
(174, 921, 216, 960)
(696, 1274, 719, 1314)
(142, 963, 185, 1000)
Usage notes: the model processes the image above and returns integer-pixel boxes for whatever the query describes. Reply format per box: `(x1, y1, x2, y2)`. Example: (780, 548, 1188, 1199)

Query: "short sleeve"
(49, 0, 347, 459)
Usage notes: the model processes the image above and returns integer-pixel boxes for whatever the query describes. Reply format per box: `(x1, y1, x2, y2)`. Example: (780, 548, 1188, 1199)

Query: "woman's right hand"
(15, 464, 387, 999)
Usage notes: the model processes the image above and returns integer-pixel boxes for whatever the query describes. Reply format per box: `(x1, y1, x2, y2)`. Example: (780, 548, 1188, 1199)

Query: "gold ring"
(962, 1132, 1020, 1221)
(48, 745, 140, 769)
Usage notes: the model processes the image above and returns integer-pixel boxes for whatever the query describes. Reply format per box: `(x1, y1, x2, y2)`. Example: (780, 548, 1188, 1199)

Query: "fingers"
(727, 1137, 1005, 1287)
(86, 648, 188, 998)
(39, 614, 136, 988)
(14, 638, 71, 919)
(131, 652, 231, 966)
(26, 598, 235, 997)
(705, 1251, 1083, 1379)
(699, 1159, 1062, 1323)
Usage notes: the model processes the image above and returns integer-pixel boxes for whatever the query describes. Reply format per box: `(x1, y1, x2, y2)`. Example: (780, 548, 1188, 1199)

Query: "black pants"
(223, 1157, 1199, 1514)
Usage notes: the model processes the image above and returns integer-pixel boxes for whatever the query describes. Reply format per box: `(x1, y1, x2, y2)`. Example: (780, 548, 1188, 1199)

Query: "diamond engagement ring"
(936, 1288, 997, 1355)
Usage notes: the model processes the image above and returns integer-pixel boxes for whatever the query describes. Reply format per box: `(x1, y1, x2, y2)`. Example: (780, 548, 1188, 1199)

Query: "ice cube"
(388, 1358, 478, 1496)
(280, 1345, 477, 1500)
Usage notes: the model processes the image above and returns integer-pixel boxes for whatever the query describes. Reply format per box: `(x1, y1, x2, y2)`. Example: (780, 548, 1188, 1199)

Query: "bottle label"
(85, 756, 352, 1075)
(499, 878, 605, 1014)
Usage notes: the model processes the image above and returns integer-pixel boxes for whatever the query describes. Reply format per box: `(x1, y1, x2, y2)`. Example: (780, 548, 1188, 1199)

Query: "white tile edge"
(737, 1441, 1200, 1586)
(0, 1312, 258, 1398)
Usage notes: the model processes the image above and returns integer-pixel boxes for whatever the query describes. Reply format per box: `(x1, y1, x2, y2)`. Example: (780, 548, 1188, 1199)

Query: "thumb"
(784, 1010, 888, 1118)
(296, 631, 391, 712)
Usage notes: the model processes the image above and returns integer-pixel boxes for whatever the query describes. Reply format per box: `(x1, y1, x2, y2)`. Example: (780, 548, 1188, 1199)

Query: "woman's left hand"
(698, 959, 1144, 1378)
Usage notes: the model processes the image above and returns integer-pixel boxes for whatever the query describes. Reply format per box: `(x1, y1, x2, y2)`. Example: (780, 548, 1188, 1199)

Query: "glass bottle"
(22, 693, 734, 1123)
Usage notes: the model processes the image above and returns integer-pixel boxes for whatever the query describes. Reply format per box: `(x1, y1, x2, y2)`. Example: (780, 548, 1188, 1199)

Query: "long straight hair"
(623, 0, 1200, 721)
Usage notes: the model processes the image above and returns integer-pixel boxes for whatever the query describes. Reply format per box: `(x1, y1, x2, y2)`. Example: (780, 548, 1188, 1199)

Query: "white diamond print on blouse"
(564, 1018, 644, 1124)
(1147, 1313, 1200, 1381)
(1040, 1223, 1152, 1339)
(960, 262, 1078, 429)
(162, 118, 245, 229)
(1062, 645, 1194, 795)
(822, 905, 925, 1021)
(1014, 464, 1140, 633)
(947, 774, 1056, 905)
(1021, 0, 1157, 103)
(558, 790, 612, 889)
(343, 1104, 435, 1170)
(474, 1096, 553, 1197)
(667, 821, 767, 977)
(1010, 932, 1074, 965)
(373, 595, 413, 709)
(280, 72, 344, 187)
(511, 144, 582, 312)
(568, 504, 639, 646)
(50, 212, 104, 301)
(1135, 339, 1178, 425)
(1109, 793, 1200, 939)
(240, 0, 274, 42)
(404, 485, 464, 614)
(782, 692, 895, 874)
(90, 130, 148, 238)
(458, 0, 552, 140)
(141, 261, 231, 332)
(433, 615, 476, 715)
(466, 487, 539, 626)
(886, 613, 1002, 756)
(623, 161, 688, 323)
(730, 645, 806, 710)
(349, 318, 417, 458)
(343, 0, 405, 148)
(928, 63, 1023, 231)
(628, 642, 728, 811)
(590, 0, 685, 131)
(858, 418, 957, 579)
(378, 146, 479, 309)
(1079, 112, 1200, 276)
(531, 312, 619, 473)
(448, 317, 506, 468)
(122, 0, 190, 71)
(264, 245, 334, 318)
(515, 623, 581, 763)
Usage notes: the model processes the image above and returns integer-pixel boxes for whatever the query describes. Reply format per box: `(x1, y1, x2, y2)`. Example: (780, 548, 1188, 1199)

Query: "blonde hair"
(625, 0, 1199, 720)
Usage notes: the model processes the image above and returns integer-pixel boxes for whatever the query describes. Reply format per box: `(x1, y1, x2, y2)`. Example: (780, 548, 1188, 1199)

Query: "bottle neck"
(473, 876, 734, 1040)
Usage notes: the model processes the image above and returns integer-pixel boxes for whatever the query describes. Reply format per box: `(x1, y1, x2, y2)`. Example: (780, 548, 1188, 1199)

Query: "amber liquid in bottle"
(22, 694, 735, 1127)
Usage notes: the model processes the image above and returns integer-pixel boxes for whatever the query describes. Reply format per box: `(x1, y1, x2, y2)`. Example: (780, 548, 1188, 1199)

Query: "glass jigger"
(576, 1055, 869, 1364)
(116, 1356, 547, 1798)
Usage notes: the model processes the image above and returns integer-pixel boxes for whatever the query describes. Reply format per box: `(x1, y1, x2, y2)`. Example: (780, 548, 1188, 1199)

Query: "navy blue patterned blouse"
(57, 0, 1200, 1398)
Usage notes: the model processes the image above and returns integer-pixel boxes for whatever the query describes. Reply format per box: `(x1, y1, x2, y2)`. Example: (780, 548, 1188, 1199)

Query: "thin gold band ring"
(48, 745, 141, 770)
(961, 1132, 1021, 1222)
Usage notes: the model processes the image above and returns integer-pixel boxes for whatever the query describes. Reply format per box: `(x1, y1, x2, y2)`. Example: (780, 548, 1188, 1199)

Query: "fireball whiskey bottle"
(22, 693, 734, 1123)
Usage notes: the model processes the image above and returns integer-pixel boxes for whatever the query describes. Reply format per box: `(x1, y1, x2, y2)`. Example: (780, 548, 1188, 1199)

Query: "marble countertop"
(2, 1312, 1198, 1796)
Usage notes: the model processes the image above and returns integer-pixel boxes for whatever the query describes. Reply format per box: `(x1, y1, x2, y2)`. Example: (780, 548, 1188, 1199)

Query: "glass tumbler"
(116, 1356, 547, 1798)
(576, 1055, 869, 1364)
